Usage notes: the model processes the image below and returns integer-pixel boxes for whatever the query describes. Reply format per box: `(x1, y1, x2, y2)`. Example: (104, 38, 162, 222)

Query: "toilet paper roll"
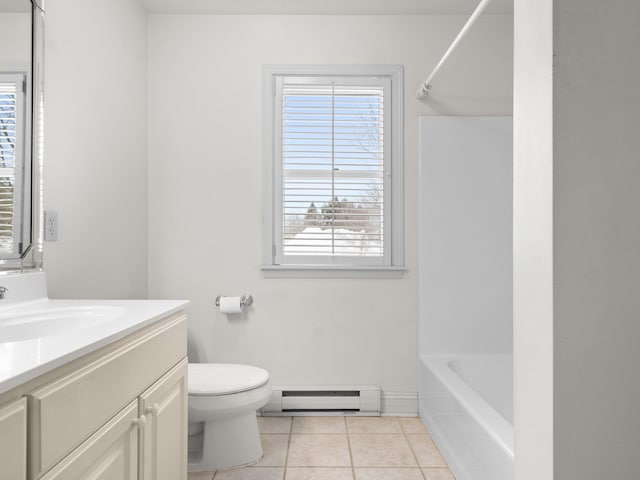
(219, 296, 242, 314)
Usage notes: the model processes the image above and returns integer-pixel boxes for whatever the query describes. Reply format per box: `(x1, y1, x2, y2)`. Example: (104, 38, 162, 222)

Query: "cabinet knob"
(133, 414, 147, 431)
(147, 403, 160, 417)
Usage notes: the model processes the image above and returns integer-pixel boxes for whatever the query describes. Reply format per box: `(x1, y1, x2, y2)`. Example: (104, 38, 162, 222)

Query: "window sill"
(261, 265, 407, 279)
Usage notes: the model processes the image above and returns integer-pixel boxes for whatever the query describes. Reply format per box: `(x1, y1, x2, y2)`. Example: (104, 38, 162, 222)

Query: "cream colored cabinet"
(0, 397, 27, 480)
(39, 401, 139, 480)
(139, 359, 187, 480)
(38, 360, 188, 480)
(11, 312, 188, 480)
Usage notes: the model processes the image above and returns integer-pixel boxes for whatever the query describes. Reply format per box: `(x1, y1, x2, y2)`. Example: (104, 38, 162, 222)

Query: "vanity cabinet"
(139, 360, 188, 480)
(39, 360, 187, 480)
(0, 397, 27, 479)
(39, 400, 139, 480)
(0, 312, 187, 480)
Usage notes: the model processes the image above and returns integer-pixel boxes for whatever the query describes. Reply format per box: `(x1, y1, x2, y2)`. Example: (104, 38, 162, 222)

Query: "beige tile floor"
(188, 416, 455, 480)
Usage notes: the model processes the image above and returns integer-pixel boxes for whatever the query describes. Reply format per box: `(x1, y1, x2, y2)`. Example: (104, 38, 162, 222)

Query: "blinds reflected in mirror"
(0, 74, 26, 254)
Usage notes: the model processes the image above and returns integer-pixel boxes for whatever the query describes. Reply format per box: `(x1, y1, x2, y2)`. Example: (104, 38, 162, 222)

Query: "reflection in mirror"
(0, 0, 44, 270)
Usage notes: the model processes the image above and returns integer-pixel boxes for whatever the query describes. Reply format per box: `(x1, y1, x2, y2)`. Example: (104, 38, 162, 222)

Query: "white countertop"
(0, 273, 189, 395)
(0, 298, 189, 395)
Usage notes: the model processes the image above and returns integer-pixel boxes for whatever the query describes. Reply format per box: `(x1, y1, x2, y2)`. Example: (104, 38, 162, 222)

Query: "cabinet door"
(139, 359, 188, 480)
(40, 400, 139, 480)
(0, 397, 26, 480)
(29, 314, 186, 476)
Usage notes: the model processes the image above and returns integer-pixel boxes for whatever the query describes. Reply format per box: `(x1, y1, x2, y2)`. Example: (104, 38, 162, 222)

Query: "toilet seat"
(189, 363, 269, 396)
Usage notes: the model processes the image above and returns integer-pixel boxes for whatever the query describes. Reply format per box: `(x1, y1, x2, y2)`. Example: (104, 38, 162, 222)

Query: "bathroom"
(1, 0, 640, 480)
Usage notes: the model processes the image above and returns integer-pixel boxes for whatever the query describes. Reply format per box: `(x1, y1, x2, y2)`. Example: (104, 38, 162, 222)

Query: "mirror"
(0, 0, 44, 270)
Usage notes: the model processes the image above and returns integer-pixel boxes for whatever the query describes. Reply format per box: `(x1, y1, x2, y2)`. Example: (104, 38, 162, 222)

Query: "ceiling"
(139, 0, 513, 15)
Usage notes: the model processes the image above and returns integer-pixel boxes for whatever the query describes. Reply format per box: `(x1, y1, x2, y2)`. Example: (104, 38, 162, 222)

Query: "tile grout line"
(401, 421, 428, 480)
(421, 422, 456, 479)
(282, 416, 293, 479)
(345, 416, 357, 480)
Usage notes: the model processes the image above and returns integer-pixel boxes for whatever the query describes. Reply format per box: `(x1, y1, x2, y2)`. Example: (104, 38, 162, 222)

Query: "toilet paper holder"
(215, 294, 253, 308)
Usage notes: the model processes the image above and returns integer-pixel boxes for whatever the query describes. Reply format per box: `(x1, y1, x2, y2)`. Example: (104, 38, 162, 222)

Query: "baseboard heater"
(262, 385, 380, 416)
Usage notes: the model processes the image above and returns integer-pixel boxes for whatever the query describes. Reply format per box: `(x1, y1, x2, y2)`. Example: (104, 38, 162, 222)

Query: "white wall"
(43, 0, 148, 299)
(419, 116, 512, 355)
(147, 14, 512, 400)
(0, 13, 30, 67)
(553, 1, 640, 478)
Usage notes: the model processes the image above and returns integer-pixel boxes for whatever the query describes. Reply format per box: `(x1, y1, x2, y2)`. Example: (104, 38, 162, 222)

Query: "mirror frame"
(0, 0, 44, 272)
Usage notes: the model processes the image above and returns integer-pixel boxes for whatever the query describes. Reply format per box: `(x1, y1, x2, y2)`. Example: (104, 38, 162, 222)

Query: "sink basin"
(0, 306, 125, 342)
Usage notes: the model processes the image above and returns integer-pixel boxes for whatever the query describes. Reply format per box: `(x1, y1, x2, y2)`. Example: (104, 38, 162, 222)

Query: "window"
(263, 65, 404, 277)
(0, 73, 27, 256)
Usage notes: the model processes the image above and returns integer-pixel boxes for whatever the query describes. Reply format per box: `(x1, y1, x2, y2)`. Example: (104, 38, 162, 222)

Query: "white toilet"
(187, 363, 272, 471)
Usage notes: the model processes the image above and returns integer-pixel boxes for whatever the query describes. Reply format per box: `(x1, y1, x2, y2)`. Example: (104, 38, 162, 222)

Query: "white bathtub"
(419, 354, 514, 480)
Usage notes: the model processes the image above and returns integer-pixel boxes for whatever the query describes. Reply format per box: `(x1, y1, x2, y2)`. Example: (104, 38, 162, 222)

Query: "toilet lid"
(189, 363, 270, 396)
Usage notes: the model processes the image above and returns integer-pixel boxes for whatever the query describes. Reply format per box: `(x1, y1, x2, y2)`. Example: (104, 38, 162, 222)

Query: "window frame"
(262, 65, 405, 278)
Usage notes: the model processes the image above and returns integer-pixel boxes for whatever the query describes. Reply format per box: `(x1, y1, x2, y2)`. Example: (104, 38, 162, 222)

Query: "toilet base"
(188, 412, 263, 471)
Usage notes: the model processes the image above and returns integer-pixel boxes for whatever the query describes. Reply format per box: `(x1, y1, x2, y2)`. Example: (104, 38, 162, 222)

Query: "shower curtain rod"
(416, 0, 493, 99)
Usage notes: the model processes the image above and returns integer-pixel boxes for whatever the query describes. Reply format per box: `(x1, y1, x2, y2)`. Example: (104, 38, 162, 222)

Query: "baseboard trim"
(381, 392, 418, 416)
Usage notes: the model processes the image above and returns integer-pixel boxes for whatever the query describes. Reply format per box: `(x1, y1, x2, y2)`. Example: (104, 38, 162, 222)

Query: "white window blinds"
(276, 78, 390, 265)
(0, 74, 26, 254)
